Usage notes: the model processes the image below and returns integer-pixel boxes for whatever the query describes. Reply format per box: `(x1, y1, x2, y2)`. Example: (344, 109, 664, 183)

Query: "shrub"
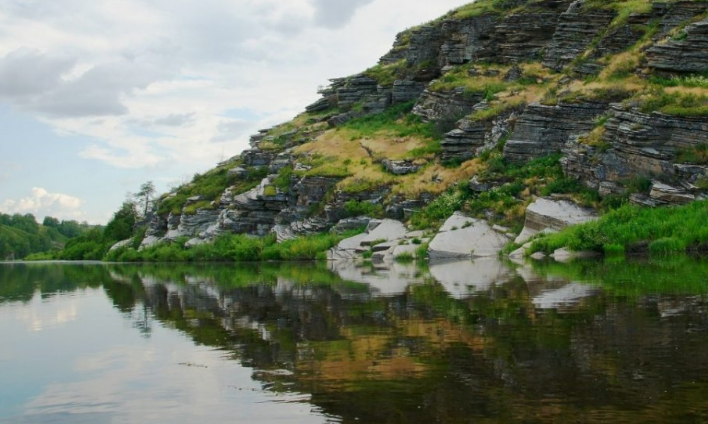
(344, 200, 385, 218)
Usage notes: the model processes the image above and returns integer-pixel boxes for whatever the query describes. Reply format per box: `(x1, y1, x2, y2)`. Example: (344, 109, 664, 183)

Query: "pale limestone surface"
(515, 198, 597, 244)
(429, 213, 510, 259)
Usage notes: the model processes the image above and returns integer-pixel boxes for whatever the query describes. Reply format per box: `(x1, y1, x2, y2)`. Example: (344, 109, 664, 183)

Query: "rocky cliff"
(134, 0, 708, 252)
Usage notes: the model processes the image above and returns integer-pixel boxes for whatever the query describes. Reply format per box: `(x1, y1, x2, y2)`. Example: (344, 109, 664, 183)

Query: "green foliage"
(451, 0, 519, 19)
(394, 252, 415, 263)
(344, 200, 385, 218)
(263, 185, 277, 197)
(340, 179, 385, 194)
(410, 187, 468, 230)
(364, 60, 407, 86)
(106, 230, 362, 263)
(342, 101, 440, 140)
(650, 74, 708, 89)
(56, 228, 109, 261)
(103, 201, 138, 243)
(274, 166, 294, 191)
(676, 143, 708, 165)
(529, 199, 708, 255)
(183, 200, 214, 216)
(407, 139, 442, 159)
(158, 165, 266, 216)
(0, 213, 93, 260)
(639, 90, 708, 117)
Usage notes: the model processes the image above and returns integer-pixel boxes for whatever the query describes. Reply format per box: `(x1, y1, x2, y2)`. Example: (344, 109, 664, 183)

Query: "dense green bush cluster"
(106, 230, 362, 263)
(0, 213, 93, 260)
(530, 200, 708, 255)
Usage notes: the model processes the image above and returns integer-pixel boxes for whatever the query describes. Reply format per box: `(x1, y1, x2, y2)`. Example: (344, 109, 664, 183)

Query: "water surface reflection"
(1, 257, 707, 423)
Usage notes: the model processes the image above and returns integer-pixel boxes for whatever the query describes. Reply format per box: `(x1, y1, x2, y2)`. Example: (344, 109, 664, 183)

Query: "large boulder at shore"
(360, 219, 407, 246)
(515, 198, 598, 245)
(428, 213, 510, 259)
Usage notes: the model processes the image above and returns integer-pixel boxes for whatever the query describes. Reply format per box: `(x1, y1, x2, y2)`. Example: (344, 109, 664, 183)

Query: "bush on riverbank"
(105, 230, 362, 263)
(529, 200, 708, 255)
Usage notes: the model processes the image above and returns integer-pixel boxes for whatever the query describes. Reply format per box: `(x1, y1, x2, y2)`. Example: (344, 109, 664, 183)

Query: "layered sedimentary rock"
(542, 2, 616, 71)
(412, 88, 483, 123)
(647, 17, 708, 74)
(504, 102, 607, 163)
(442, 108, 517, 161)
(562, 104, 708, 203)
(482, 0, 573, 63)
(515, 198, 598, 244)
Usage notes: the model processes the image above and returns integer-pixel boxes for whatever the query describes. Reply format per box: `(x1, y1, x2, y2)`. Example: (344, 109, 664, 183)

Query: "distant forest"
(0, 213, 95, 260)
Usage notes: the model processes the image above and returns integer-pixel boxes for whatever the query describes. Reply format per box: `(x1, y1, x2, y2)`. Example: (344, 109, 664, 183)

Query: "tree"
(135, 181, 156, 217)
(103, 201, 138, 243)
(43, 216, 60, 228)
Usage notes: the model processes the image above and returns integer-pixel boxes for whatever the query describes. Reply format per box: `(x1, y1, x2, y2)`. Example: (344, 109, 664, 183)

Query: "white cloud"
(0, 0, 471, 220)
(1, 187, 85, 221)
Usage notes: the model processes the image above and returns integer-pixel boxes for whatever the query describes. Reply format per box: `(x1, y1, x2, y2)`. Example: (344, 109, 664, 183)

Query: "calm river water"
(1, 257, 708, 423)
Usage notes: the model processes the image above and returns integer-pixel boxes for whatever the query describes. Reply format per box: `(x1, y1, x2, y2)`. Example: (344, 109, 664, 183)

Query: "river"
(1, 257, 708, 423)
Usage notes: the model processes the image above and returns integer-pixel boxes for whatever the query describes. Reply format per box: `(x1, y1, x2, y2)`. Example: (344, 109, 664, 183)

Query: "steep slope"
(132, 0, 708, 253)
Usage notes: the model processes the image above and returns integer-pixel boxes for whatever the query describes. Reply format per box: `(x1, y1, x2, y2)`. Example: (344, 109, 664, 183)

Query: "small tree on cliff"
(135, 181, 156, 217)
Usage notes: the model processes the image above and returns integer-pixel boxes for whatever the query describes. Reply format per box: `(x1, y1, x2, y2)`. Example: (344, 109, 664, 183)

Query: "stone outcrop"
(413, 88, 483, 123)
(442, 107, 517, 161)
(482, 0, 573, 63)
(428, 213, 511, 259)
(562, 104, 708, 201)
(515, 198, 598, 245)
(327, 219, 424, 263)
(647, 17, 708, 74)
(504, 102, 607, 163)
(542, 2, 615, 71)
(382, 159, 421, 175)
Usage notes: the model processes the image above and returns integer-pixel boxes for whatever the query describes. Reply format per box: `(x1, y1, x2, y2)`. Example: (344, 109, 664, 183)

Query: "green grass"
(158, 165, 267, 216)
(342, 101, 439, 140)
(274, 166, 294, 191)
(638, 90, 708, 117)
(409, 154, 599, 230)
(529, 200, 708, 255)
(429, 71, 509, 101)
(451, 0, 519, 19)
(263, 185, 277, 197)
(394, 252, 415, 263)
(106, 230, 364, 263)
(364, 60, 407, 86)
(344, 200, 385, 218)
(650, 74, 708, 89)
(676, 143, 708, 165)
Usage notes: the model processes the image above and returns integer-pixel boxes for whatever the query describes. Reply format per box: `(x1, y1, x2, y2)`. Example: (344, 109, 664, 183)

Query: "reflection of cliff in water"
(100, 259, 708, 423)
(3, 259, 708, 422)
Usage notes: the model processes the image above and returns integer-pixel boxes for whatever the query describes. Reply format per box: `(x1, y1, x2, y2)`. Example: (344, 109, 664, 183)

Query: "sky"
(0, 0, 471, 224)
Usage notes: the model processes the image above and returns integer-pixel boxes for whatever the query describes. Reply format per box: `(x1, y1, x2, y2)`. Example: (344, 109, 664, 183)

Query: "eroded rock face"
(382, 159, 421, 175)
(442, 108, 516, 161)
(648, 17, 708, 74)
(504, 102, 607, 164)
(428, 213, 510, 259)
(515, 198, 598, 244)
(542, 2, 616, 71)
(562, 104, 708, 202)
(482, 0, 573, 64)
(413, 88, 483, 123)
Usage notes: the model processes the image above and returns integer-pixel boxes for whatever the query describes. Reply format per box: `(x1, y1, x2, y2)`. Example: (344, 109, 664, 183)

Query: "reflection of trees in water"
(3, 260, 708, 422)
(0, 263, 105, 303)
